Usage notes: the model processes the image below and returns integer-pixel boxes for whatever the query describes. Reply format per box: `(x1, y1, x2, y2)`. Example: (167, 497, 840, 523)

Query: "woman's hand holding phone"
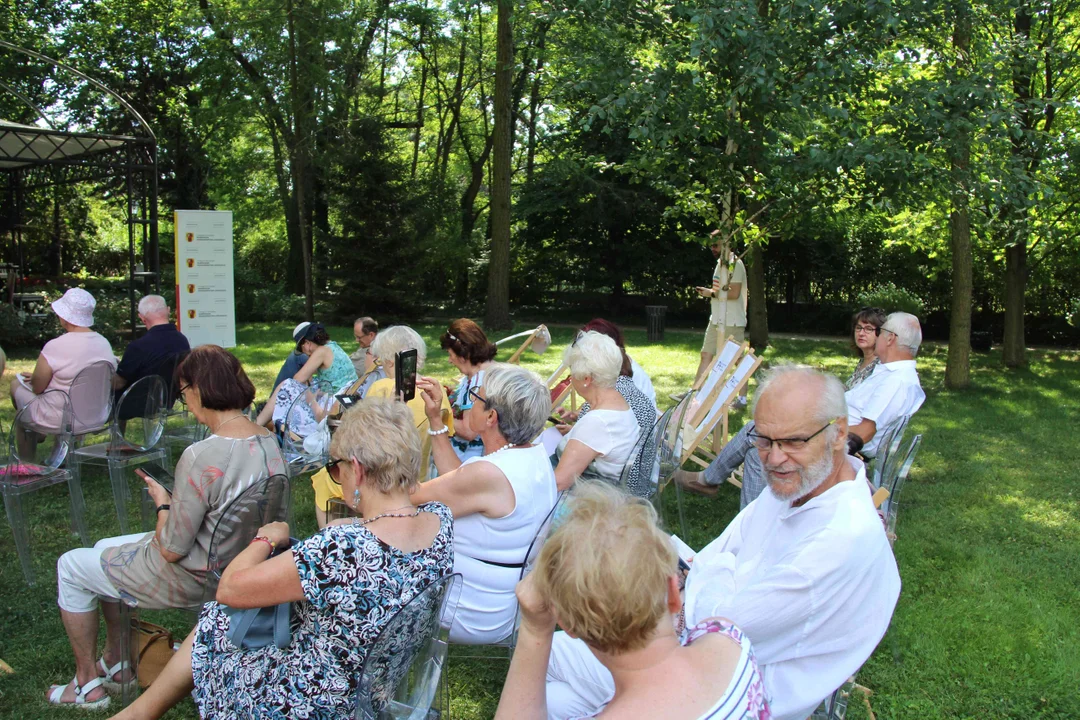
(137, 469, 171, 506)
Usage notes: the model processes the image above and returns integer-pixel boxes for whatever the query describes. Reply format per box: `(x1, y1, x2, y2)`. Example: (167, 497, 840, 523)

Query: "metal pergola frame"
(0, 41, 159, 338)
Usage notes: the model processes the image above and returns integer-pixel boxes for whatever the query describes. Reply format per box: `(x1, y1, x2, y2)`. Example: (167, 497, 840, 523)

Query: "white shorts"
(57, 533, 148, 614)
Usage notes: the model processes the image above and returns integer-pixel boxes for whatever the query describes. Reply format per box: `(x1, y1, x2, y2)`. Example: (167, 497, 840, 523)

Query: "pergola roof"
(0, 119, 132, 170)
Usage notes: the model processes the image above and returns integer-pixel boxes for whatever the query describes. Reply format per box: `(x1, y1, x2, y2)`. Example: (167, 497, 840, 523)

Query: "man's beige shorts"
(702, 322, 745, 353)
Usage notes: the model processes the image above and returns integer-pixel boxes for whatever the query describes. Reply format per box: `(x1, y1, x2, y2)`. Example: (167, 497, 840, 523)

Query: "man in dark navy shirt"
(112, 295, 190, 400)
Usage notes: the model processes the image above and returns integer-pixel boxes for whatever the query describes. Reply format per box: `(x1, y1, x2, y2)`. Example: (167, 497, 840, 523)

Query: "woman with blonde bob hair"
(552, 331, 641, 491)
(111, 398, 454, 720)
(495, 482, 770, 720)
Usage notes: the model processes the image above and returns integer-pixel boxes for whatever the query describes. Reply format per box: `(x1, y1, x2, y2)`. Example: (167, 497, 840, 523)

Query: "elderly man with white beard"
(544, 365, 901, 720)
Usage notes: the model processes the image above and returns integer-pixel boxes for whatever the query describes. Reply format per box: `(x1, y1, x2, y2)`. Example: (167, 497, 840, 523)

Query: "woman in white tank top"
(412, 363, 558, 644)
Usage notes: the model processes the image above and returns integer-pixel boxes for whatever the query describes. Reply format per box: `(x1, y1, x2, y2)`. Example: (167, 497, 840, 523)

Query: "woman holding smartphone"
(46, 346, 286, 710)
(309, 325, 454, 526)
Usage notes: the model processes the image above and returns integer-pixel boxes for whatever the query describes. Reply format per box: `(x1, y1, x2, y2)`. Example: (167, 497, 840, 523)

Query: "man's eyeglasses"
(748, 420, 834, 453)
(875, 326, 897, 338)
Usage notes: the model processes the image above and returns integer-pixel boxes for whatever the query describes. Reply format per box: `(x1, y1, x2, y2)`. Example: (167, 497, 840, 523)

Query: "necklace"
(211, 413, 246, 434)
(484, 442, 516, 457)
(353, 504, 421, 526)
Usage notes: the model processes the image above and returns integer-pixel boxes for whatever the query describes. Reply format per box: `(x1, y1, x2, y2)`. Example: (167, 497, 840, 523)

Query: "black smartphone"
(395, 349, 418, 402)
(135, 463, 174, 496)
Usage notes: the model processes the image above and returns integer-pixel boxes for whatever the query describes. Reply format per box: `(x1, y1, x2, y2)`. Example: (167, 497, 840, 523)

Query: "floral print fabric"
(682, 619, 771, 719)
(190, 502, 453, 719)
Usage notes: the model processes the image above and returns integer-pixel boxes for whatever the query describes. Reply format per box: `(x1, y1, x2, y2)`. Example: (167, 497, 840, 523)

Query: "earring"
(352, 488, 361, 509)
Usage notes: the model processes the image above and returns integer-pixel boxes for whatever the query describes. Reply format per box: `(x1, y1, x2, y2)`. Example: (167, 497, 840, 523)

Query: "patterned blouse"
(314, 341, 359, 393)
(450, 370, 486, 462)
(190, 502, 454, 719)
(100, 433, 286, 609)
(846, 356, 880, 390)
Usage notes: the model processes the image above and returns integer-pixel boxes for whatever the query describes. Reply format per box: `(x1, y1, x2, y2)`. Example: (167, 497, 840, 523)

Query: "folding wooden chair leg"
(854, 684, 875, 720)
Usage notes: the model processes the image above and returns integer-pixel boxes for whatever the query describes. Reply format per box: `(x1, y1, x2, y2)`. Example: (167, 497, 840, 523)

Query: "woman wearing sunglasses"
(439, 318, 499, 464)
(109, 398, 453, 719)
(412, 363, 558, 644)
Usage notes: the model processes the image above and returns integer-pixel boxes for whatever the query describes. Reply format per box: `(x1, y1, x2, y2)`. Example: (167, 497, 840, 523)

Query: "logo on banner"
(186, 232, 194, 242)
(188, 309, 196, 319)
(186, 258, 195, 268)
(187, 284, 196, 294)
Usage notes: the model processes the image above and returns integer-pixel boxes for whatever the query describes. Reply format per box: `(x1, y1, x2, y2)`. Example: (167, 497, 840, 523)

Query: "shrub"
(856, 284, 925, 318)
(0, 304, 58, 348)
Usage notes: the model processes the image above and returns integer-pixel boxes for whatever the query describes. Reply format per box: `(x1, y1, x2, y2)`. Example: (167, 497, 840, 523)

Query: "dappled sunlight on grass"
(1, 324, 1078, 718)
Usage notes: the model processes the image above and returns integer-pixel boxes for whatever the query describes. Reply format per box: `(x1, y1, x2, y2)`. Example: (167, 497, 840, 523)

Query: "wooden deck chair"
(496, 325, 552, 364)
(678, 346, 762, 468)
(545, 363, 577, 414)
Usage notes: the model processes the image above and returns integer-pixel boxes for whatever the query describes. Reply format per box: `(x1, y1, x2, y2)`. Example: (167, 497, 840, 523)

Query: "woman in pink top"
(9, 288, 117, 430)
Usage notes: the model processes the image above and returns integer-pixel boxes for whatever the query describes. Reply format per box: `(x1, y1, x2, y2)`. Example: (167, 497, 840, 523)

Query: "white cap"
(292, 322, 312, 342)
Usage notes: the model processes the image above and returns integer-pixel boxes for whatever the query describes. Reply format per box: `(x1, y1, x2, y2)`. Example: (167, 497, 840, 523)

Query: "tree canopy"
(3, 0, 1080, 376)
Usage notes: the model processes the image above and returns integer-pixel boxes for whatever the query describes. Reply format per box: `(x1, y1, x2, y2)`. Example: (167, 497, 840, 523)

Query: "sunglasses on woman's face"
(326, 457, 347, 485)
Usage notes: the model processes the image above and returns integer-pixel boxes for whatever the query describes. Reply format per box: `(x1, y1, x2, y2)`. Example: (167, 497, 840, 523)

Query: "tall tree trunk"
(411, 16, 428, 179)
(485, 0, 513, 330)
(1002, 1, 1034, 367)
(945, 1, 973, 388)
(267, 116, 304, 290)
(745, 241, 769, 350)
(1002, 242, 1027, 366)
(287, 0, 315, 320)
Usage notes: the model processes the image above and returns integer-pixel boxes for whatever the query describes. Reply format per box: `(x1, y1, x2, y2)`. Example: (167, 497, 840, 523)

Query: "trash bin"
(645, 305, 667, 343)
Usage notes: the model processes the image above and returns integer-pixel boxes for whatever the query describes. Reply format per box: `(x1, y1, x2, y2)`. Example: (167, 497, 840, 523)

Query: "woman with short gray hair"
(552, 331, 641, 491)
(411, 363, 558, 644)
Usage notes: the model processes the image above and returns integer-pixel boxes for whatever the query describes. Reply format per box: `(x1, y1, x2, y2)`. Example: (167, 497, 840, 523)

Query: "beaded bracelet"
(251, 536, 276, 553)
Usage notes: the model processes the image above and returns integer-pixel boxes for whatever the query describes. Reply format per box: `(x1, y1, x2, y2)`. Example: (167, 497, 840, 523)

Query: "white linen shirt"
(844, 359, 925, 456)
(684, 457, 901, 720)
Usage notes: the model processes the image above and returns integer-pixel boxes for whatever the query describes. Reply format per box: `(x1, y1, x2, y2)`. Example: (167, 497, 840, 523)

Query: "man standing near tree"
(694, 229, 747, 387)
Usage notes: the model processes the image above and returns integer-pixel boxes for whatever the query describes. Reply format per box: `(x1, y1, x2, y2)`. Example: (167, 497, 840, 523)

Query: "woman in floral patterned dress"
(495, 482, 770, 720)
(110, 398, 454, 720)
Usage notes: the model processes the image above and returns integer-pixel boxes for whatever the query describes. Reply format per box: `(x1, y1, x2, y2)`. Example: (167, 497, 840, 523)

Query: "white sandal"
(98, 656, 136, 695)
(46, 676, 111, 710)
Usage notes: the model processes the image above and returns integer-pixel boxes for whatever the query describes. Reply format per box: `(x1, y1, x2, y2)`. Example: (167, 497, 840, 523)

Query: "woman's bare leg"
(108, 627, 197, 720)
(255, 381, 285, 426)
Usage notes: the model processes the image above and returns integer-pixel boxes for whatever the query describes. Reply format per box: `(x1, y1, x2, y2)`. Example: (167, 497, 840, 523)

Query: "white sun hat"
(51, 288, 97, 327)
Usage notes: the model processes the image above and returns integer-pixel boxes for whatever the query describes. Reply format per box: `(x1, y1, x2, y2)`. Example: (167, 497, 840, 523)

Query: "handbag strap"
(227, 606, 261, 647)
(273, 601, 291, 649)
(134, 623, 173, 663)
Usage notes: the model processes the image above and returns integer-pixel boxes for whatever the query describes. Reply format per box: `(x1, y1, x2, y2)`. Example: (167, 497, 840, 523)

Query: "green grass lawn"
(0, 322, 1077, 718)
